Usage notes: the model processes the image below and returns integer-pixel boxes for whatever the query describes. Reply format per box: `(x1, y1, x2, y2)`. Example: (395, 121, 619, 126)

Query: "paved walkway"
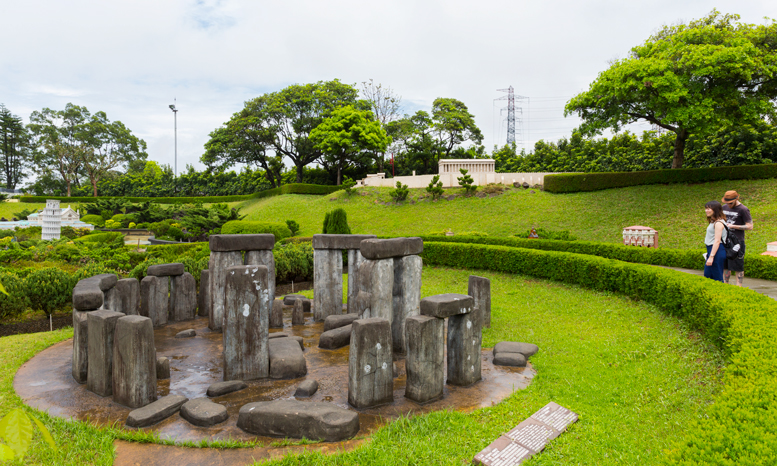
(665, 267, 777, 300)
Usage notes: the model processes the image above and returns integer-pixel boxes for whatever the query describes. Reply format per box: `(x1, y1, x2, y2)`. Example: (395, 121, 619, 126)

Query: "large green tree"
(0, 105, 30, 190)
(565, 11, 777, 168)
(310, 106, 390, 185)
(431, 97, 483, 160)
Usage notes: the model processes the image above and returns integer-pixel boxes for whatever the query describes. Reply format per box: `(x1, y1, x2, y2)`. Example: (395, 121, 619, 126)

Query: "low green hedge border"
(544, 163, 777, 193)
(220, 221, 292, 242)
(18, 183, 344, 204)
(421, 241, 777, 465)
(416, 235, 777, 281)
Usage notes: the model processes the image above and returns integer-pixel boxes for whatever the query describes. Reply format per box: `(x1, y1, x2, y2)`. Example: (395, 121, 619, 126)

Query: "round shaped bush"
(81, 214, 105, 227)
(0, 272, 30, 319)
(24, 268, 74, 316)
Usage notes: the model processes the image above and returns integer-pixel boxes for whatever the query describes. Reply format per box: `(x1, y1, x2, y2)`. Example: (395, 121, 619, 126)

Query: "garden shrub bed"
(421, 241, 777, 464)
(544, 163, 777, 193)
(220, 221, 292, 241)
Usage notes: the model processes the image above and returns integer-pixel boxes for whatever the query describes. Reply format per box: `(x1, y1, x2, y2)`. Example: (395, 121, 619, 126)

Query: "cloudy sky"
(2, 0, 775, 177)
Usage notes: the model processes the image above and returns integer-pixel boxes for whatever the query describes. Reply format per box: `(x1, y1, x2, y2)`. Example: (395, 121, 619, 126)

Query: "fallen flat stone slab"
(283, 294, 307, 305)
(289, 335, 304, 351)
(493, 342, 539, 357)
(72, 285, 103, 311)
(209, 234, 276, 252)
(318, 324, 352, 349)
(359, 237, 423, 260)
(175, 329, 196, 339)
(207, 380, 248, 397)
(294, 380, 318, 397)
(324, 313, 359, 331)
(493, 352, 527, 367)
(312, 234, 377, 250)
(147, 263, 185, 277)
(180, 398, 229, 427)
(237, 400, 359, 441)
(420, 294, 474, 318)
(126, 395, 188, 428)
(268, 332, 288, 339)
(269, 338, 307, 379)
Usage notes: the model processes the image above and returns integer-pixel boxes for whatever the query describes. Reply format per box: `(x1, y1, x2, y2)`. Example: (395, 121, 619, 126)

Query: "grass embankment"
(3, 267, 723, 465)
(0, 202, 45, 220)
(234, 179, 777, 250)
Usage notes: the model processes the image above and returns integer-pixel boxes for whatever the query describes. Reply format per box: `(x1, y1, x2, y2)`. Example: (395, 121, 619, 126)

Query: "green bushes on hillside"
(420, 241, 777, 465)
(221, 221, 292, 242)
(544, 163, 777, 193)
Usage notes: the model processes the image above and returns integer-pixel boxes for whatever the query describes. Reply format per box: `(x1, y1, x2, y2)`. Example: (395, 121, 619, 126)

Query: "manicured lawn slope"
(234, 178, 777, 250)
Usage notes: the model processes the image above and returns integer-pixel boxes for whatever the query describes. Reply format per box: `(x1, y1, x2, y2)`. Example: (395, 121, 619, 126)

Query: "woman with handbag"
(704, 201, 728, 282)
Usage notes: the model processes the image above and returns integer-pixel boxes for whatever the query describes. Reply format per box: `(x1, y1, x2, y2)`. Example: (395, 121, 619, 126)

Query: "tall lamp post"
(169, 101, 178, 178)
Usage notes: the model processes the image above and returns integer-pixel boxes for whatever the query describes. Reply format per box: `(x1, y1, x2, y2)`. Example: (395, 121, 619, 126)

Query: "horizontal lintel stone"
(360, 237, 423, 260)
(147, 263, 185, 277)
(420, 293, 474, 318)
(312, 234, 377, 250)
(209, 234, 275, 252)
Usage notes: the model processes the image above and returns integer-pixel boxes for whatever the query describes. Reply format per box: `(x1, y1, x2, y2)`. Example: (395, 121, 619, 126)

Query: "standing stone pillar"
(209, 234, 275, 331)
(71, 278, 104, 384)
(348, 317, 393, 408)
(269, 300, 284, 328)
(140, 276, 169, 327)
(292, 299, 305, 325)
(198, 270, 210, 318)
(113, 315, 157, 409)
(313, 249, 342, 322)
(170, 272, 197, 322)
(113, 278, 140, 316)
(392, 255, 422, 354)
(357, 259, 394, 322)
(87, 310, 125, 396)
(404, 315, 444, 404)
(223, 265, 270, 381)
(347, 249, 366, 313)
(468, 275, 491, 329)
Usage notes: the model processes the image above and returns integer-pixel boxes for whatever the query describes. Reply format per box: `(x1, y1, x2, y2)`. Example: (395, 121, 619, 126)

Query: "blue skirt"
(703, 244, 727, 282)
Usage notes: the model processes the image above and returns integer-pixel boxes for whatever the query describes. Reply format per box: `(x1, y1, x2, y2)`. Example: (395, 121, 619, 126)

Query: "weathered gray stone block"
(147, 263, 184, 277)
(198, 270, 210, 317)
(493, 341, 539, 357)
(392, 255, 422, 354)
(246, 249, 276, 309)
(348, 318, 393, 408)
(175, 329, 196, 338)
(113, 278, 140, 316)
(319, 324, 352, 350)
(268, 337, 307, 379)
(140, 276, 169, 327)
(283, 294, 306, 305)
(347, 249, 366, 313)
(289, 335, 304, 350)
(156, 357, 170, 379)
(223, 265, 270, 381)
(87, 273, 119, 291)
(207, 380, 247, 397)
(73, 284, 103, 311)
(87, 310, 125, 396)
(294, 379, 318, 397)
(357, 259, 393, 323)
(72, 310, 91, 383)
(493, 352, 527, 367)
(102, 287, 118, 311)
(180, 398, 228, 427)
(170, 272, 196, 322)
(209, 233, 276, 252)
(324, 313, 359, 331)
(113, 315, 157, 409)
(360, 237, 423, 260)
(126, 395, 188, 428)
(420, 293, 474, 319)
(312, 234, 377, 250)
(313, 248, 343, 321)
(269, 299, 284, 328)
(447, 311, 482, 386)
(405, 315, 444, 404)
(292, 299, 307, 325)
(209, 250, 242, 331)
(237, 401, 359, 441)
(352, 291, 372, 318)
(468, 275, 491, 329)
(268, 332, 288, 339)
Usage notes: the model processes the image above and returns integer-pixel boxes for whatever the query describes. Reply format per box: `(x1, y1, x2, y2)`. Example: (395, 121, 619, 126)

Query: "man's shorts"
(725, 243, 745, 272)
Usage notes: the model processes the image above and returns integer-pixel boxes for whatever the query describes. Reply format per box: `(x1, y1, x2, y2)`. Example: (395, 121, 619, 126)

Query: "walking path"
(665, 266, 777, 300)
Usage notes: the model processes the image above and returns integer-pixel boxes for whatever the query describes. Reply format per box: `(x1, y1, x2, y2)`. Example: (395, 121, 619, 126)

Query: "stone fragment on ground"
(207, 380, 247, 397)
(126, 395, 188, 428)
(237, 400, 359, 441)
(283, 294, 306, 306)
(323, 313, 359, 331)
(156, 357, 170, 379)
(175, 329, 196, 338)
(289, 335, 304, 351)
(493, 352, 527, 367)
(268, 338, 307, 379)
(180, 398, 229, 427)
(294, 379, 318, 397)
(268, 332, 288, 339)
(318, 324, 352, 349)
(493, 342, 539, 357)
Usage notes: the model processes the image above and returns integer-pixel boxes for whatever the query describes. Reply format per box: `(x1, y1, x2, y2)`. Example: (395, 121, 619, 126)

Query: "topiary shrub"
(323, 208, 351, 235)
(220, 221, 292, 242)
(389, 181, 409, 202)
(285, 220, 300, 236)
(24, 268, 74, 316)
(457, 169, 477, 194)
(0, 272, 29, 319)
(81, 214, 105, 227)
(426, 175, 444, 200)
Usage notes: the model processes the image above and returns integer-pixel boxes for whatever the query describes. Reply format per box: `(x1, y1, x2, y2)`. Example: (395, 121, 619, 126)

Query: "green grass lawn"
(233, 178, 777, 250)
(0, 202, 45, 220)
(3, 266, 723, 465)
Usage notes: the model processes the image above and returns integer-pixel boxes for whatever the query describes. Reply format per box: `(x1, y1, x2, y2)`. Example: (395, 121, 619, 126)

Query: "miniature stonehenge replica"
(140, 263, 197, 327)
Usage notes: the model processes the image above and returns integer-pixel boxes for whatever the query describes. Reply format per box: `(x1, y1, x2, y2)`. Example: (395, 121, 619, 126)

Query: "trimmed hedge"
(414, 235, 777, 281)
(544, 163, 777, 193)
(220, 221, 292, 242)
(421, 241, 777, 465)
(19, 183, 344, 204)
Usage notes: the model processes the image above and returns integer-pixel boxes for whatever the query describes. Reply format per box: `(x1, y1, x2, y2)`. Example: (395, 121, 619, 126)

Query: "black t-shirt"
(722, 203, 752, 244)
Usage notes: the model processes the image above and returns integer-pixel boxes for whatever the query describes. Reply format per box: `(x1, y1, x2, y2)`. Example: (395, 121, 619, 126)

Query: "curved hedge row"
(421, 241, 777, 465)
(18, 183, 343, 204)
(414, 235, 777, 281)
(544, 163, 777, 193)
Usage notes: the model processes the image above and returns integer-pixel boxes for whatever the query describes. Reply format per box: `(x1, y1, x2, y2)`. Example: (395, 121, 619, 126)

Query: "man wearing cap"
(721, 190, 753, 287)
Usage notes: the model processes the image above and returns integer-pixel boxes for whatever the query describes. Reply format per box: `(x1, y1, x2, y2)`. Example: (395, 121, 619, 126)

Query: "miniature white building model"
(41, 200, 62, 240)
(622, 225, 658, 248)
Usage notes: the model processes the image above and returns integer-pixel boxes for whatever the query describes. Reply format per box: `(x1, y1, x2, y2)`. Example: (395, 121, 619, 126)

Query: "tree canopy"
(0, 105, 30, 190)
(565, 10, 777, 168)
